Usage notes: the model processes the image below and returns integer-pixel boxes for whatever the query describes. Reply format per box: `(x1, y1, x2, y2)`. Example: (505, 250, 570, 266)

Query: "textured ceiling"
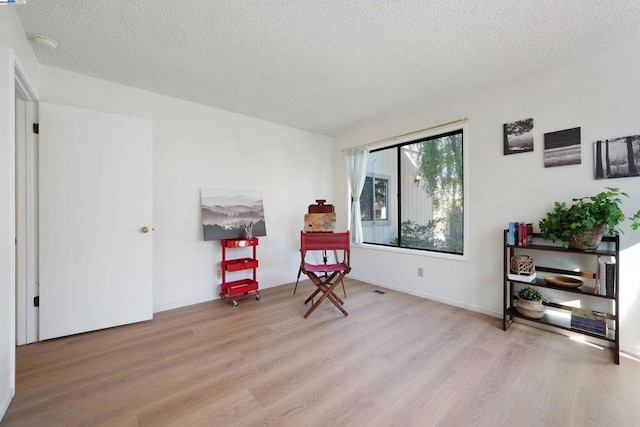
(15, 1, 640, 136)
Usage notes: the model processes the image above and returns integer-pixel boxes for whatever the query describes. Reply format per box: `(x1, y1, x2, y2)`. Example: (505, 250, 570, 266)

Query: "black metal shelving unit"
(503, 231, 620, 364)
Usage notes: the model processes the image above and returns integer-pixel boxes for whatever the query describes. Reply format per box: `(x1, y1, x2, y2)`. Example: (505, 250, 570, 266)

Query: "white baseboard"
(349, 274, 502, 319)
(154, 294, 217, 313)
(152, 282, 285, 313)
(0, 387, 15, 422)
(620, 343, 640, 359)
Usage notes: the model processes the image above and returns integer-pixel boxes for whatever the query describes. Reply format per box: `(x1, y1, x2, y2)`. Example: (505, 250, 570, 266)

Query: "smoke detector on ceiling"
(29, 34, 58, 50)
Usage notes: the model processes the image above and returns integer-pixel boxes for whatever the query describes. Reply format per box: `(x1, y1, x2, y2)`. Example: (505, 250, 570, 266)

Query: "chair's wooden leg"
(303, 272, 324, 304)
(329, 296, 348, 316)
(323, 271, 344, 304)
(304, 287, 322, 304)
(293, 264, 302, 295)
(304, 272, 332, 303)
(326, 288, 344, 305)
(325, 292, 347, 313)
(303, 275, 348, 318)
(309, 279, 344, 305)
(311, 283, 343, 305)
(332, 249, 347, 298)
(303, 300, 322, 318)
(304, 290, 348, 318)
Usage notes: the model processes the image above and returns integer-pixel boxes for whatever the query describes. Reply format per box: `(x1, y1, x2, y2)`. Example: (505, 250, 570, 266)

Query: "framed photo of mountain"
(200, 188, 267, 240)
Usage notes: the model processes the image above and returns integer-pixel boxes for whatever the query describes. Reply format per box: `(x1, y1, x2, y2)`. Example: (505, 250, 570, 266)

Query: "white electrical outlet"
(417, 267, 424, 277)
(217, 269, 222, 279)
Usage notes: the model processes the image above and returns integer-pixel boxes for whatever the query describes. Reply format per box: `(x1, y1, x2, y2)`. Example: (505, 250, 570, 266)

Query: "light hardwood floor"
(3, 279, 640, 426)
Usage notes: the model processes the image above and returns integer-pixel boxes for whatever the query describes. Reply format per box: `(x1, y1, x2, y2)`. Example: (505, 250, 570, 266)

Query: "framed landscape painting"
(504, 118, 534, 155)
(594, 135, 640, 179)
(544, 127, 581, 168)
(200, 188, 267, 240)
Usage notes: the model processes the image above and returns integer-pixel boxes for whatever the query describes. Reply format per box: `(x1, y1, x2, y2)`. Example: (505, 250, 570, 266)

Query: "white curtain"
(346, 147, 369, 244)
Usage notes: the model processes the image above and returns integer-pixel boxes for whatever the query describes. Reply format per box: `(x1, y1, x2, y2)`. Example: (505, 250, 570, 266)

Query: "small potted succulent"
(539, 187, 640, 250)
(515, 286, 545, 319)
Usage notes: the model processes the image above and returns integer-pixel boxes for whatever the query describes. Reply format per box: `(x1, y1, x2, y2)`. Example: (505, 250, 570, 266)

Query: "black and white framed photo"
(503, 118, 534, 155)
(200, 188, 267, 240)
(544, 127, 581, 168)
(594, 135, 640, 179)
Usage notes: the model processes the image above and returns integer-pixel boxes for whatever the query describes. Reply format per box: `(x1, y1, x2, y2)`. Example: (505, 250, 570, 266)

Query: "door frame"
(14, 61, 39, 345)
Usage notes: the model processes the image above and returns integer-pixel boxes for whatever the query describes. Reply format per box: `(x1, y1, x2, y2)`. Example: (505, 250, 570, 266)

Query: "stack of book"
(507, 222, 533, 247)
(507, 272, 537, 282)
(595, 256, 616, 297)
(570, 307, 607, 335)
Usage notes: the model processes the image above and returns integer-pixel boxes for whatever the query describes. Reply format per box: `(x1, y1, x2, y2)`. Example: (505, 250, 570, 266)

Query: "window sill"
(352, 242, 467, 261)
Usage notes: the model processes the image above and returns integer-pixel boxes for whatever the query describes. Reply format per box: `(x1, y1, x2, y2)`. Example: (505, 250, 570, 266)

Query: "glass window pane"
(360, 177, 373, 221)
(401, 131, 463, 254)
(374, 178, 388, 220)
(360, 149, 397, 245)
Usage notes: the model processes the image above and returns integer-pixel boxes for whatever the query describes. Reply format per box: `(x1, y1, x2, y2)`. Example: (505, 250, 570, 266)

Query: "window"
(359, 128, 464, 255)
(360, 176, 389, 221)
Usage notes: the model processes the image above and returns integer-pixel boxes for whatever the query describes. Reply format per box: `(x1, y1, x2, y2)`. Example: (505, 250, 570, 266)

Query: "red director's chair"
(300, 231, 351, 318)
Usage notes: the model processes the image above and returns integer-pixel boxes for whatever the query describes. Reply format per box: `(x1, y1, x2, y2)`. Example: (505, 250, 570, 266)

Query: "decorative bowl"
(544, 275, 583, 289)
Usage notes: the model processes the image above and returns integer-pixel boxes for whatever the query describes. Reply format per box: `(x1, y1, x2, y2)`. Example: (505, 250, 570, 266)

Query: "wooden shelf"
(507, 307, 615, 342)
(506, 243, 616, 257)
(223, 258, 259, 272)
(506, 232, 617, 256)
(506, 276, 615, 300)
(223, 278, 259, 296)
(222, 238, 259, 248)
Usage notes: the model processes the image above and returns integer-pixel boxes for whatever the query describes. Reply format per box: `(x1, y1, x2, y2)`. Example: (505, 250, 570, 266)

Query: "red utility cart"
(220, 238, 260, 306)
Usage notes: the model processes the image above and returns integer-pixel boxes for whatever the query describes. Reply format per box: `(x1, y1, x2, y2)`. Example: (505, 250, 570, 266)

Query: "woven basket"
(515, 299, 544, 319)
(567, 225, 606, 250)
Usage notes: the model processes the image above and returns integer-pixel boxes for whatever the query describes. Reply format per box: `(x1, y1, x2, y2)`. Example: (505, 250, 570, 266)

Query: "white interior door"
(39, 102, 153, 340)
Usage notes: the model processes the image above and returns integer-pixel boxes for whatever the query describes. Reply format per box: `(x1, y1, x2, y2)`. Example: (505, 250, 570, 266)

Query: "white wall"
(333, 40, 640, 356)
(40, 67, 333, 312)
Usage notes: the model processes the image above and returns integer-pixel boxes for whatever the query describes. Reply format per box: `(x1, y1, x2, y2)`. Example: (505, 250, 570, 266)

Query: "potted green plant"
(538, 187, 640, 250)
(515, 286, 544, 319)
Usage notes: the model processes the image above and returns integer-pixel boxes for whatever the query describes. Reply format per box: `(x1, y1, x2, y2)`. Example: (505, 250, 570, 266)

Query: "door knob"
(141, 226, 150, 233)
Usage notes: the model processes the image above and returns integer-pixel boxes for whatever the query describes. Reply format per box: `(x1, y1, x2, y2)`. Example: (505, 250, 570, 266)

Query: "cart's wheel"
(256, 295, 261, 300)
(232, 300, 239, 307)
